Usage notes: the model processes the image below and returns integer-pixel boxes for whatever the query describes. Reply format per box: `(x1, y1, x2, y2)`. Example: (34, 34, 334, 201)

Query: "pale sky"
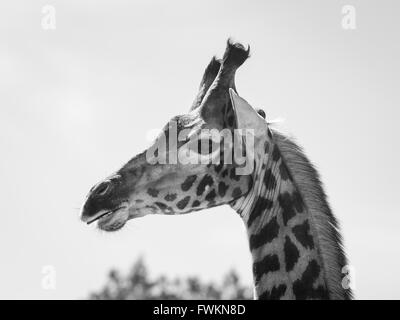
(1, 0, 399, 299)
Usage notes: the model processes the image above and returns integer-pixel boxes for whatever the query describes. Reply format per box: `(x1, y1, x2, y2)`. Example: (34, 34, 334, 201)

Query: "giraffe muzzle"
(85, 206, 126, 225)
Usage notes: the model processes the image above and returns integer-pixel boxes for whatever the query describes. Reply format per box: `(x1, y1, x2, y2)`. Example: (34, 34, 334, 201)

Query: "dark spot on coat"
(253, 254, 280, 283)
(197, 175, 214, 196)
(192, 200, 200, 208)
(155, 202, 174, 214)
(218, 181, 229, 197)
(272, 145, 280, 161)
(155, 202, 167, 210)
(231, 187, 242, 199)
(278, 192, 296, 226)
(229, 168, 241, 181)
(279, 162, 292, 181)
(292, 191, 304, 213)
(249, 216, 279, 250)
(292, 220, 314, 249)
(214, 162, 224, 173)
(264, 141, 270, 153)
(176, 196, 191, 210)
(247, 197, 273, 228)
(164, 193, 177, 202)
(147, 188, 159, 197)
(264, 169, 277, 191)
(293, 260, 328, 299)
(259, 284, 287, 300)
(205, 189, 217, 202)
(248, 176, 253, 190)
(284, 236, 300, 272)
(181, 175, 197, 191)
(207, 200, 216, 207)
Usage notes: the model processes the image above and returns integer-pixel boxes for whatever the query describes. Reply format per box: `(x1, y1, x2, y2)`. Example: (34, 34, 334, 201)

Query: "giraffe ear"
(229, 88, 266, 133)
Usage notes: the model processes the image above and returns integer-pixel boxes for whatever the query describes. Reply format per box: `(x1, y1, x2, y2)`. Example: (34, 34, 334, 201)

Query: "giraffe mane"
(273, 130, 353, 300)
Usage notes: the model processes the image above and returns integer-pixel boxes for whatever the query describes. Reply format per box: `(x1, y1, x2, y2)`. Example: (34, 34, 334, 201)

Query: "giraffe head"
(80, 40, 270, 231)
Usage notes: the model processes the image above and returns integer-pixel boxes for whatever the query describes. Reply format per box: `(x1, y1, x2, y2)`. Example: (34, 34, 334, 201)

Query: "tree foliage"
(89, 257, 252, 300)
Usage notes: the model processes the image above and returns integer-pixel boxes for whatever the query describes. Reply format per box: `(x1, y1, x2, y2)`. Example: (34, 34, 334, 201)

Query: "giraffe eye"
(186, 138, 213, 155)
(94, 181, 112, 196)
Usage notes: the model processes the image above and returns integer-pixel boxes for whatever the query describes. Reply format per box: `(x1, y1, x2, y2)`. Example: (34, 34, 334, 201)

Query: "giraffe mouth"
(86, 206, 126, 225)
(86, 205, 130, 232)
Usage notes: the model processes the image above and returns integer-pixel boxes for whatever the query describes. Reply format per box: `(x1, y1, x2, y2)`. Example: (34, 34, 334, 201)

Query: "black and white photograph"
(1, 0, 399, 304)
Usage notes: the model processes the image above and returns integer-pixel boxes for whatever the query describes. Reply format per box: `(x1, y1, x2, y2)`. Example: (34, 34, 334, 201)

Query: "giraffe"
(80, 40, 352, 300)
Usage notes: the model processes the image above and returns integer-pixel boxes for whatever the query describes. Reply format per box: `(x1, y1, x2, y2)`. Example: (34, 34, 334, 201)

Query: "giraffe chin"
(97, 207, 129, 232)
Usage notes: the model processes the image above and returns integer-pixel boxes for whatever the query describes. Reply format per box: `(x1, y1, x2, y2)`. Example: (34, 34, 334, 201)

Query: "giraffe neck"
(232, 131, 351, 300)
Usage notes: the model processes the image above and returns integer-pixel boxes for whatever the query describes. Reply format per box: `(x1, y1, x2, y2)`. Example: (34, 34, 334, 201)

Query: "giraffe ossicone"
(80, 39, 352, 300)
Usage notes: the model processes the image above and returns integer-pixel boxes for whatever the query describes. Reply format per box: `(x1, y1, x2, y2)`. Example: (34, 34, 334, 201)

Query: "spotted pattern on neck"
(233, 134, 333, 300)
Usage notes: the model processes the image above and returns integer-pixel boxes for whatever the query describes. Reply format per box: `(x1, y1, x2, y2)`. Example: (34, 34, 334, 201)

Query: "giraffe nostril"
(94, 181, 112, 196)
